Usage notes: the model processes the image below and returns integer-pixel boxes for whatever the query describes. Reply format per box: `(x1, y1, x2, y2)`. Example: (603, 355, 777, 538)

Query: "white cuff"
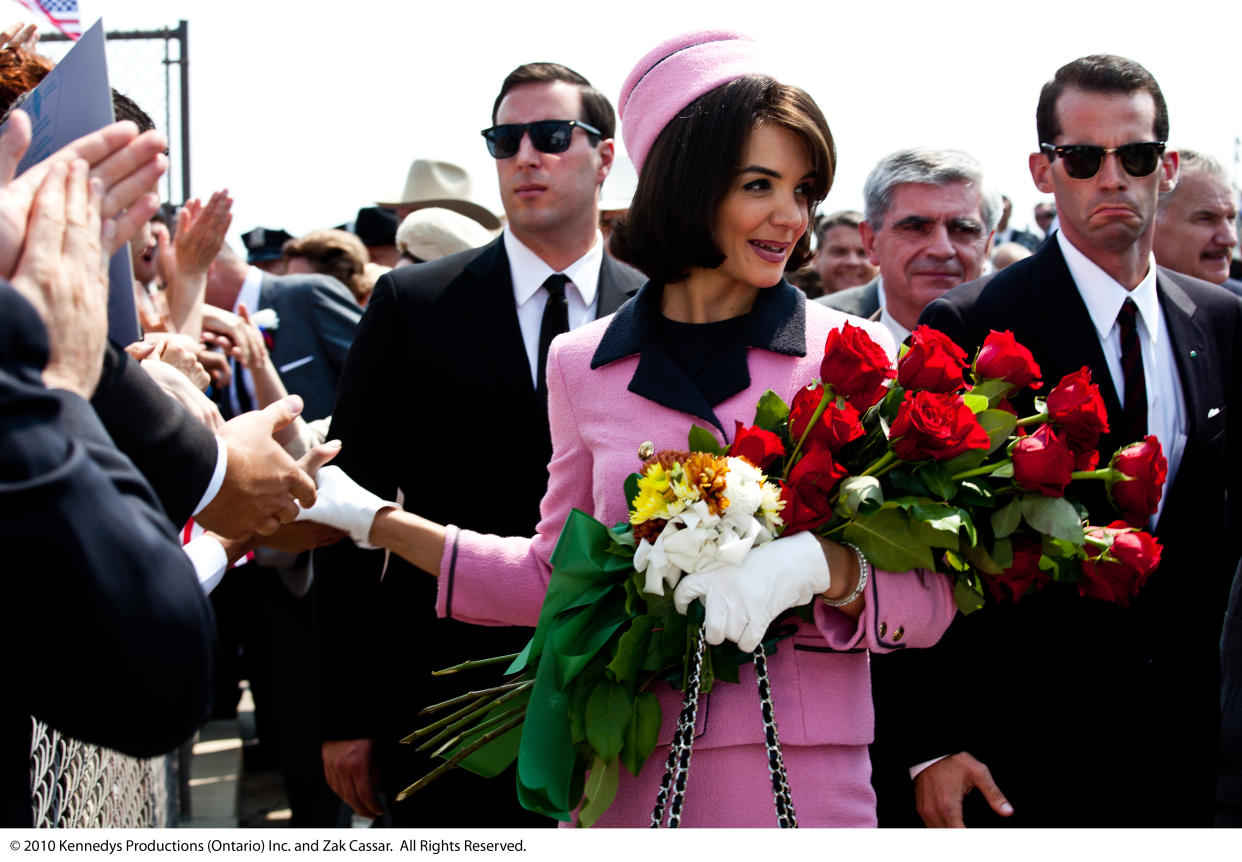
(192, 437, 229, 516)
(910, 754, 950, 780)
(184, 534, 229, 595)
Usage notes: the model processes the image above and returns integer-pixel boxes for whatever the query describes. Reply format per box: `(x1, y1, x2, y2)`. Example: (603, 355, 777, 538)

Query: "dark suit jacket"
(890, 237, 1242, 826)
(312, 237, 642, 825)
(90, 341, 218, 526)
(815, 276, 880, 319)
(1221, 561, 1242, 826)
(258, 272, 361, 422)
(1, 283, 217, 827)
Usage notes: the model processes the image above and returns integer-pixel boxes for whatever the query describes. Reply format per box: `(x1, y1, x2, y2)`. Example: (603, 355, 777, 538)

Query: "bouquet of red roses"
(397, 322, 1165, 825)
(728, 322, 1165, 611)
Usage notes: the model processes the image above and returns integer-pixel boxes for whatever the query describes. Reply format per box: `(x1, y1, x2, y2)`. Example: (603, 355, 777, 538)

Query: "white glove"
(672, 531, 831, 652)
(294, 465, 397, 549)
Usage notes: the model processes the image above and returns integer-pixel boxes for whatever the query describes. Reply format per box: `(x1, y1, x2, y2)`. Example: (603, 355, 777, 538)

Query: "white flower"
(250, 308, 280, 331)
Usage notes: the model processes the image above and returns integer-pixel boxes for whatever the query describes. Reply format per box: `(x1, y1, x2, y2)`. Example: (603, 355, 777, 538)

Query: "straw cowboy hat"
(378, 159, 500, 229)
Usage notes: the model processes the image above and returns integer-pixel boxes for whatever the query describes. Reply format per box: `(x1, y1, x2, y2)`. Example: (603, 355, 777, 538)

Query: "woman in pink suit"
(303, 31, 955, 826)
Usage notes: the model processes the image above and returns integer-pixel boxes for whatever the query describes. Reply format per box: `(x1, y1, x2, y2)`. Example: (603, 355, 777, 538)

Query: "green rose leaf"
(991, 498, 1022, 538)
(585, 680, 632, 762)
(978, 409, 1018, 455)
(577, 755, 619, 828)
(969, 379, 1016, 409)
(909, 503, 964, 549)
(753, 389, 790, 434)
(887, 469, 929, 498)
(1020, 495, 1085, 544)
(918, 462, 957, 501)
(954, 576, 986, 615)
(956, 480, 995, 508)
(962, 392, 989, 415)
(688, 424, 723, 455)
(834, 475, 884, 517)
(843, 508, 936, 572)
(620, 691, 662, 777)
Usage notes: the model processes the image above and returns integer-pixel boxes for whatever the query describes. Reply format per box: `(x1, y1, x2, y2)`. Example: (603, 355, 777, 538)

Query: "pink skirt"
(574, 743, 877, 828)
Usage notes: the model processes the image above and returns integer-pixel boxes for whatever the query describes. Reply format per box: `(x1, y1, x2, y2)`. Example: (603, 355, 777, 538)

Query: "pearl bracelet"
(821, 541, 870, 607)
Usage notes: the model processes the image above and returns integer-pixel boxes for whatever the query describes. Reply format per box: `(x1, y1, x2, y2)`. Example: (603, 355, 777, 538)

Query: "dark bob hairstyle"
(611, 75, 835, 285)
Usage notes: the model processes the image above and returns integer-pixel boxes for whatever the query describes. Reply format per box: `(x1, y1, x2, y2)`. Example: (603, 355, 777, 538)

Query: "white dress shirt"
(1056, 231, 1185, 526)
(874, 278, 914, 346)
(504, 227, 603, 387)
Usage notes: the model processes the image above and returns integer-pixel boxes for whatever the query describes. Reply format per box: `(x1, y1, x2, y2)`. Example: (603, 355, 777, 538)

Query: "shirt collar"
(236, 266, 265, 315)
(1056, 231, 1161, 343)
(503, 225, 603, 307)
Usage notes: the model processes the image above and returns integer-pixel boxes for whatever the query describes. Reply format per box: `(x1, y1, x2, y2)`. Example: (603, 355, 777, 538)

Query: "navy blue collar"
(591, 280, 806, 434)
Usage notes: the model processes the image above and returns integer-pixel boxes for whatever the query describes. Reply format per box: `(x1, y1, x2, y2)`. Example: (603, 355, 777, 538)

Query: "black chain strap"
(650, 624, 707, 827)
(754, 643, 797, 827)
(650, 626, 797, 827)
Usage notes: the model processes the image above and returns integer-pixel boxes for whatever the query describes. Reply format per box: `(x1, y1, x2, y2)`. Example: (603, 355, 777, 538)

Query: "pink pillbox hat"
(619, 30, 777, 175)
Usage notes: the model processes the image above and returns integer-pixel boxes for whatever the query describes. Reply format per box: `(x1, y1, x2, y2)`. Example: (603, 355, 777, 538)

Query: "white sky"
(17, 0, 1242, 248)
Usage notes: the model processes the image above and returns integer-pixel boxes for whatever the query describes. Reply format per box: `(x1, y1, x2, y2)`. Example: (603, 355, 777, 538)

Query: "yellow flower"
(631, 463, 683, 524)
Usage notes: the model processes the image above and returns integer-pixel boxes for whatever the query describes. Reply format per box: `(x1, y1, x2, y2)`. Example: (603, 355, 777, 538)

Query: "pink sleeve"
(811, 567, 956, 653)
(435, 336, 595, 628)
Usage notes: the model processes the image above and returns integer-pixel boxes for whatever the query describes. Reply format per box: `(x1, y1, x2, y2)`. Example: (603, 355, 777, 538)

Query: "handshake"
(294, 464, 398, 549)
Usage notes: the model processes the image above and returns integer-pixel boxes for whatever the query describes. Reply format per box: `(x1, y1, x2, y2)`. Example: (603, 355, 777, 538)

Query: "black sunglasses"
(1039, 141, 1166, 180)
(481, 120, 602, 159)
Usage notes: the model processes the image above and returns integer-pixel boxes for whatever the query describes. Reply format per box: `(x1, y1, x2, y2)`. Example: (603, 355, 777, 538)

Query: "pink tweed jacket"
(435, 285, 955, 825)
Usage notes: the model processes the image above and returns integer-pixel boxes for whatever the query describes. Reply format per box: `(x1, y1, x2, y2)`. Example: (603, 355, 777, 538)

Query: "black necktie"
(537, 274, 571, 400)
(1116, 298, 1147, 443)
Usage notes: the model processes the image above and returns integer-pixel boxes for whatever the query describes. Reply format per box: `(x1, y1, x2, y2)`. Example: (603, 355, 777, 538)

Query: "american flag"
(12, 0, 80, 41)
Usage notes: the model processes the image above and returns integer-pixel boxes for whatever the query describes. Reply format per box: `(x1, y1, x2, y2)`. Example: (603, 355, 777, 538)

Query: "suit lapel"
(457, 238, 536, 398)
(596, 254, 641, 318)
(1025, 242, 1126, 433)
(1158, 271, 1209, 445)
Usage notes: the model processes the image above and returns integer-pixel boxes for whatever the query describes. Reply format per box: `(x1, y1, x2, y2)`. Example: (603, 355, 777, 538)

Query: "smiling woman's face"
(707, 124, 814, 293)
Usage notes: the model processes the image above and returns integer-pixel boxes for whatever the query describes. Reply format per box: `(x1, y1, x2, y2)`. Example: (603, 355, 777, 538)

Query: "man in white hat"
(393, 207, 494, 266)
(378, 159, 501, 229)
(313, 61, 644, 828)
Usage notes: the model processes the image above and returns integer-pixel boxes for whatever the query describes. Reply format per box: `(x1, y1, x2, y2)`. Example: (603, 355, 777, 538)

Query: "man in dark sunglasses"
(312, 61, 643, 829)
(905, 54, 1242, 829)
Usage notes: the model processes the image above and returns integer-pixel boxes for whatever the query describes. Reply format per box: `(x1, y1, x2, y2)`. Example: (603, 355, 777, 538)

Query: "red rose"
(1079, 522, 1162, 606)
(1046, 367, 1110, 453)
(984, 539, 1049, 602)
(820, 322, 895, 409)
(1011, 424, 1074, 497)
(1108, 435, 1167, 528)
(789, 384, 864, 453)
(889, 390, 991, 462)
(729, 421, 786, 471)
(974, 330, 1042, 391)
(897, 326, 969, 393)
(780, 442, 848, 533)
(1074, 449, 1099, 471)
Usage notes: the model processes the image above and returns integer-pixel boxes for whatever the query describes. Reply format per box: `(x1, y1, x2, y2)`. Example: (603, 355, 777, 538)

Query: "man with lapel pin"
(907, 54, 1242, 827)
(313, 62, 643, 826)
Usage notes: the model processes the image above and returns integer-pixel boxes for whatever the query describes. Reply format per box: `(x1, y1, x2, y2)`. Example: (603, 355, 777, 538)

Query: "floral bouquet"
(398, 322, 1166, 824)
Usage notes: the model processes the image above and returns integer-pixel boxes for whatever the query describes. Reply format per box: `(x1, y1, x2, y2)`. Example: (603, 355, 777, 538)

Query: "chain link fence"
(29, 720, 174, 828)
(27, 22, 192, 829)
(39, 21, 190, 205)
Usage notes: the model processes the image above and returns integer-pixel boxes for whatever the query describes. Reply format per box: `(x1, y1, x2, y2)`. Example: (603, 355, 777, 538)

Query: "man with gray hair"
(1153, 149, 1240, 289)
(818, 147, 999, 345)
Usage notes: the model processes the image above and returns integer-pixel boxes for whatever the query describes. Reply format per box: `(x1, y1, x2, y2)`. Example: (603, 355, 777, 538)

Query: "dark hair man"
(909, 54, 1242, 827)
(313, 61, 643, 827)
(810, 210, 878, 295)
